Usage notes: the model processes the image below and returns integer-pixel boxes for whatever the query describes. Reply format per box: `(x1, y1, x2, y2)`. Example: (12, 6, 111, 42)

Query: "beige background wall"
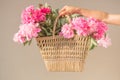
(0, 0, 120, 80)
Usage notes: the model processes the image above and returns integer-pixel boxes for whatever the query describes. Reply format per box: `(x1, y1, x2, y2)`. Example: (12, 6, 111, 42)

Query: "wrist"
(75, 8, 81, 14)
(75, 7, 86, 16)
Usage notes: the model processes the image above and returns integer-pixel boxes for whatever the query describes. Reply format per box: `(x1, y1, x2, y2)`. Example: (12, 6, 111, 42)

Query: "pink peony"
(13, 31, 26, 43)
(40, 7, 51, 14)
(87, 17, 108, 40)
(21, 5, 46, 24)
(87, 17, 98, 33)
(13, 23, 41, 43)
(33, 9, 46, 22)
(61, 23, 74, 39)
(97, 34, 111, 48)
(72, 17, 90, 36)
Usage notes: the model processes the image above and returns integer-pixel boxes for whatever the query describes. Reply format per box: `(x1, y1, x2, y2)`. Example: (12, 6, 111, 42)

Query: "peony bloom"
(72, 17, 90, 36)
(40, 7, 51, 14)
(87, 17, 98, 33)
(13, 31, 26, 43)
(97, 34, 111, 48)
(61, 23, 74, 39)
(21, 5, 46, 24)
(33, 9, 46, 22)
(87, 17, 108, 40)
(13, 23, 41, 43)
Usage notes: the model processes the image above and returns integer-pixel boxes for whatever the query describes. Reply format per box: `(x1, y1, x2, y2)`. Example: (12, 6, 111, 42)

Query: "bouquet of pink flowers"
(13, 4, 60, 45)
(13, 4, 111, 50)
(60, 17, 112, 49)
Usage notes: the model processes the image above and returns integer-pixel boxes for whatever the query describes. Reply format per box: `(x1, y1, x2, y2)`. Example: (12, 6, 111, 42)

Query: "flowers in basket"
(13, 4, 111, 50)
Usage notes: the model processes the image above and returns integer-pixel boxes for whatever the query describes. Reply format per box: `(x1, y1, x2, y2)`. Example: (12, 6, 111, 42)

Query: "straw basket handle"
(53, 15, 71, 38)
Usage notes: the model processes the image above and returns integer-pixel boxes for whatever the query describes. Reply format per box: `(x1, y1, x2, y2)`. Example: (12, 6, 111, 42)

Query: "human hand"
(59, 6, 81, 16)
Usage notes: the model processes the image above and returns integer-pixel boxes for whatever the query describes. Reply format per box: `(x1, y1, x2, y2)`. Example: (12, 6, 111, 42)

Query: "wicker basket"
(36, 15, 91, 72)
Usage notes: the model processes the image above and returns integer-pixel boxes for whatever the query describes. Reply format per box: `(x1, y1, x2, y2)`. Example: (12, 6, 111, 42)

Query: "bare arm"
(59, 6, 120, 25)
(103, 14, 120, 25)
(80, 8, 120, 25)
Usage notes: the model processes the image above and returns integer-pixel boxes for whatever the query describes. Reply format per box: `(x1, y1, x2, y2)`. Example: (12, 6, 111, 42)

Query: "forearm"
(77, 8, 120, 25)
(80, 8, 108, 20)
(103, 14, 120, 25)
(59, 6, 120, 25)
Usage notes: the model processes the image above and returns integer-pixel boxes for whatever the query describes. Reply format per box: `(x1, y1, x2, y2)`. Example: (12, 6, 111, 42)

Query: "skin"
(59, 6, 120, 26)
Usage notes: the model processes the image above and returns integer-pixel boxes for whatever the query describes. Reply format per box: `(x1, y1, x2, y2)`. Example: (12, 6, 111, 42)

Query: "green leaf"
(38, 32, 45, 37)
(90, 43, 95, 50)
(90, 37, 97, 50)
(44, 3, 48, 7)
(28, 39, 32, 45)
(23, 39, 32, 46)
(71, 14, 80, 18)
(41, 26, 53, 36)
(23, 41, 28, 46)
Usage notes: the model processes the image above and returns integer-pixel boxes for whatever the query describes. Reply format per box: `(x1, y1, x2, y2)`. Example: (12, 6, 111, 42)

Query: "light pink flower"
(13, 23, 41, 43)
(97, 35, 111, 48)
(13, 31, 26, 43)
(72, 17, 90, 36)
(61, 23, 74, 39)
(21, 5, 46, 24)
(87, 17, 98, 33)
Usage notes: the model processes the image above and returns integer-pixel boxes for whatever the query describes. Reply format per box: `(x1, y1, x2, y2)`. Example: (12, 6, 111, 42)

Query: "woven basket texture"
(36, 35, 90, 72)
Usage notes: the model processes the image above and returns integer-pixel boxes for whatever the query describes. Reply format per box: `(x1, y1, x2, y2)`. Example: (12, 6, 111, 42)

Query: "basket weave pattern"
(36, 35, 90, 72)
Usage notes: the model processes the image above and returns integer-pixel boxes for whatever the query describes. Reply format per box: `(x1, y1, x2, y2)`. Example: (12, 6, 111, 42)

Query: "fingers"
(59, 6, 66, 13)
(59, 12, 67, 17)
(59, 6, 68, 16)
